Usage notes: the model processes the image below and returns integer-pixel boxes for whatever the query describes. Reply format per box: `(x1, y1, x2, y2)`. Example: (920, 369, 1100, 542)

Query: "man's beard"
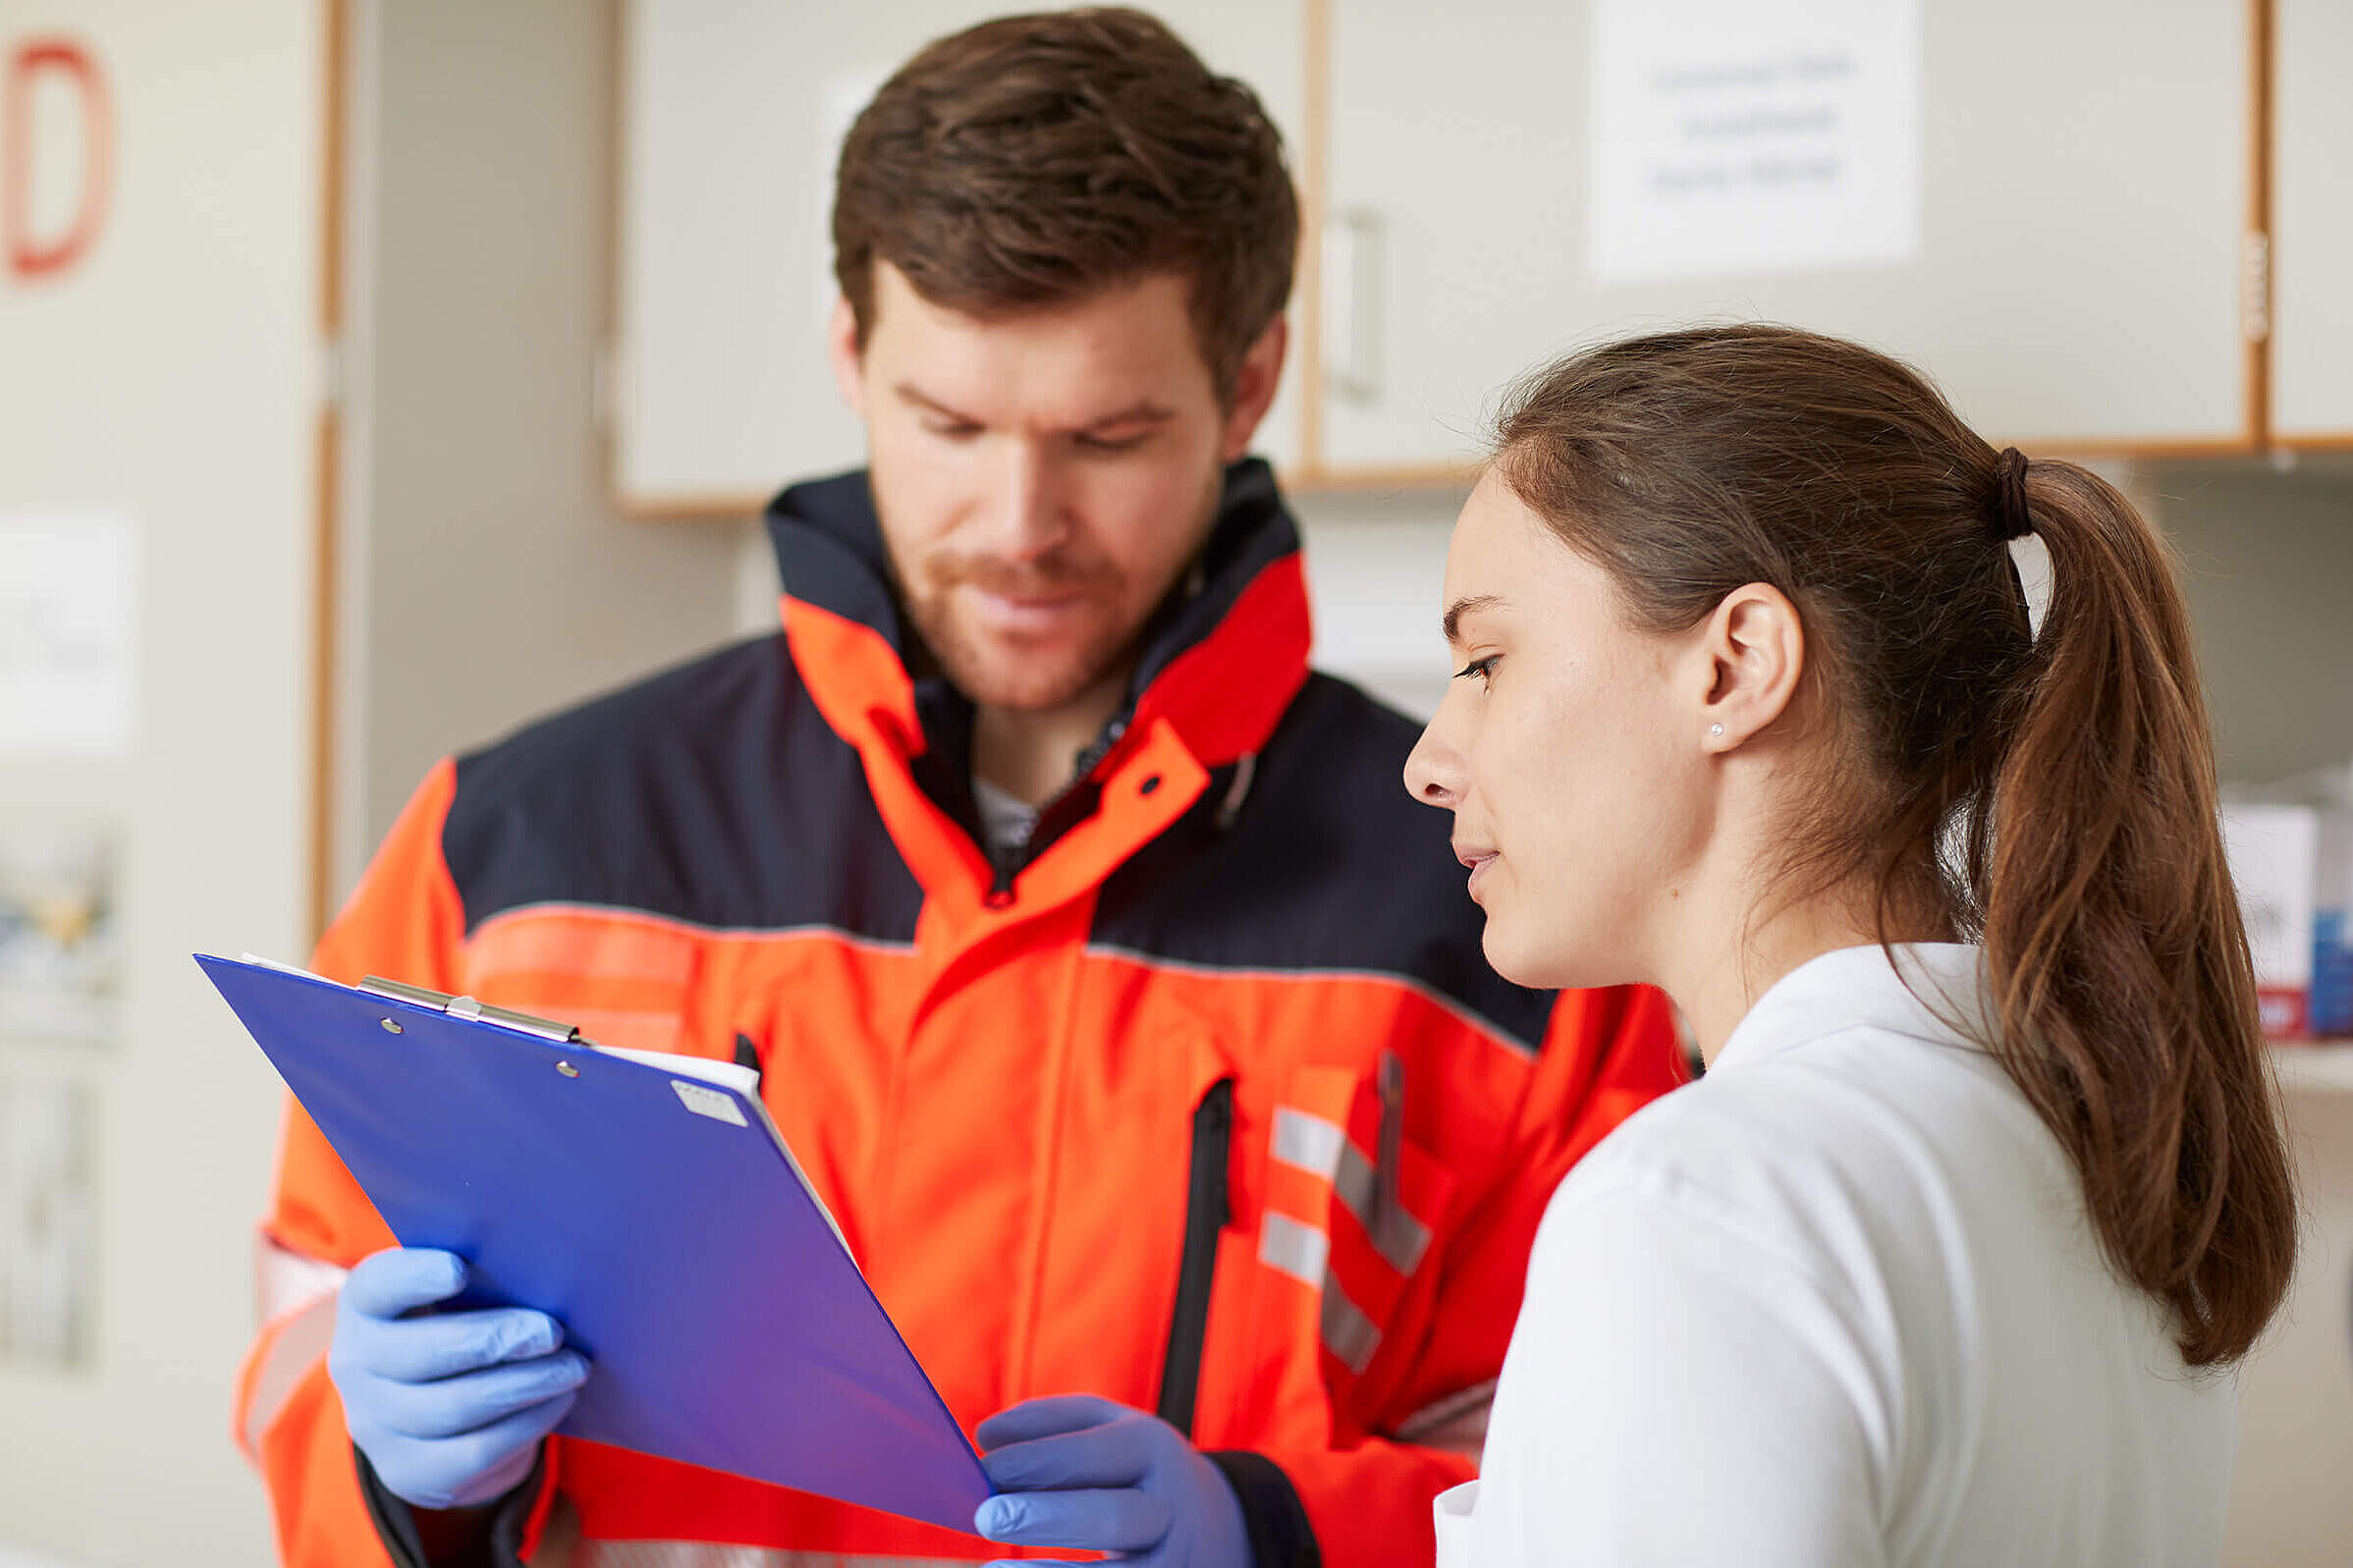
(884, 468, 1225, 714)
(899, 542, 1137, 713)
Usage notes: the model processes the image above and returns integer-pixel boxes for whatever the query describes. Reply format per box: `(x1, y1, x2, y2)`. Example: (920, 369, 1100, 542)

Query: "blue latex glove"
(328, 1247, 591, 1512)
(973, 1395, 1252, 1567)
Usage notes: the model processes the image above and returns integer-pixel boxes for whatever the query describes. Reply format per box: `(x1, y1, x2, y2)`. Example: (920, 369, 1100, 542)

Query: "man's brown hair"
(832, 7, 1298, 402)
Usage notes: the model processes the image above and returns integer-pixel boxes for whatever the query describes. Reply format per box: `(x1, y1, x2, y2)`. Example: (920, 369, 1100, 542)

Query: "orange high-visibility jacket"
(236, 461, 1683, 1568)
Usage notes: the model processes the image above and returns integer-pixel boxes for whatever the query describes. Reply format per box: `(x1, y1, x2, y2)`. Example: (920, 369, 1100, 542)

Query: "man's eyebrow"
(893, 382, 975, 422)
(1442, 595, 1507, 644)
(1079, 400, 1176, 430)
(890, 383, 1175, 432)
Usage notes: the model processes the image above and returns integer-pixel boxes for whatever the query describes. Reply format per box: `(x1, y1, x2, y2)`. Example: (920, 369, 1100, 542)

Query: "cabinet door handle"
(2239, 230, 2271, 346)
(1323, 210, 1383, 405)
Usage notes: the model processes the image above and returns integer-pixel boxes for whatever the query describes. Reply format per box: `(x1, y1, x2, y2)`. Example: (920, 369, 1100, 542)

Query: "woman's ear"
(1696, 582, 1805, 752)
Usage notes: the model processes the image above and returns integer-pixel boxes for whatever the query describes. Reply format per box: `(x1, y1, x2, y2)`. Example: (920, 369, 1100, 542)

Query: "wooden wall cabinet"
(616, 2, 2335, 506)
(1300, 0, 2264, 486)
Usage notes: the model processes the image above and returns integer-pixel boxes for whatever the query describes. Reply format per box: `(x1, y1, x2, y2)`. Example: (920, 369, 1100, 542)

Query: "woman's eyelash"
(1453, 655, 1500, 682)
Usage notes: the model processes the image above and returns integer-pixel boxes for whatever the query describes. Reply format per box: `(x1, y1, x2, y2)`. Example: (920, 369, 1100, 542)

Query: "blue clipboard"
(197, 952, 993, 1534)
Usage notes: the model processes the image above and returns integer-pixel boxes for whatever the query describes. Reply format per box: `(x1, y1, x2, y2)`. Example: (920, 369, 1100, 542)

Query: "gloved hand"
(972, 1395, 1252, 1568)
(328, 1247, 590, 1512)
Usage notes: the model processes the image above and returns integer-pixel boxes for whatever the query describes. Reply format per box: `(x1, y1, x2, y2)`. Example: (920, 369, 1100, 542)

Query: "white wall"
(2151, 460, 2353, 787)
(349, 0, 742, 866)
(1, 5, 747, 1564)
(0, 2, 319, 1562)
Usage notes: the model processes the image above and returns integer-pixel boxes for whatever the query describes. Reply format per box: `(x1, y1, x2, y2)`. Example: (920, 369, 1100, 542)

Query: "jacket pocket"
(1156, 1075, 1234, 1438)
(1256, 1060, 1458, 1389)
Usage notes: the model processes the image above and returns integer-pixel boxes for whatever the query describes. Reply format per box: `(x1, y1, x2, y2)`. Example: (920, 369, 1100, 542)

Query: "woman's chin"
(1480, 920, 1569, 992)
(1481, 916, 1628, 994)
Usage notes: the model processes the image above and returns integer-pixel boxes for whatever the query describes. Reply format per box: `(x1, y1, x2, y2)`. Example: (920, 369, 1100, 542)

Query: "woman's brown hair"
(1493, 324, 2294, 1367)
(832, 7, 1297, 403)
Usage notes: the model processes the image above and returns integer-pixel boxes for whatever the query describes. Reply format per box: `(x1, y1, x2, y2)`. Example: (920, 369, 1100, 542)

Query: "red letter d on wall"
(5, 36, 113, 281)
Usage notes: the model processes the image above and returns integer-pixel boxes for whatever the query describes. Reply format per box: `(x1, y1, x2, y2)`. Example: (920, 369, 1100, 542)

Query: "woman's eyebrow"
(1442, 595, 1507, 645)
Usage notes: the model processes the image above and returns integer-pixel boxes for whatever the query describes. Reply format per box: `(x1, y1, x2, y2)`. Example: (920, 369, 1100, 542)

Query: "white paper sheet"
(0, 512, 139, 755)
(1589, 0, 1922, 283)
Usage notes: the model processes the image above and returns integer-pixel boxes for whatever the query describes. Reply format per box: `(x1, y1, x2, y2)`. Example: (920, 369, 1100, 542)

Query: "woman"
(1404, 325, 2295, 1566)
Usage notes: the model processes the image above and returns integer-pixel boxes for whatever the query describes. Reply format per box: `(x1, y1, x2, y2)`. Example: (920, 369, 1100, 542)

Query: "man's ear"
(1218, 315, 1289, 462)
(1696, 582, 1806, 752)
(828, 295, 867, 418)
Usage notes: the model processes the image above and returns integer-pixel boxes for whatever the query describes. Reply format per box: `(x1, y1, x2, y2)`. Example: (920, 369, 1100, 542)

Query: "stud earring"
(1709, 724, 1725, 738)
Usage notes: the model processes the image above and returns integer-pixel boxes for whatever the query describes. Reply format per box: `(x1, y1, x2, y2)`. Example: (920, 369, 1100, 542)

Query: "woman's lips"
(1456, 847, 1497, 900)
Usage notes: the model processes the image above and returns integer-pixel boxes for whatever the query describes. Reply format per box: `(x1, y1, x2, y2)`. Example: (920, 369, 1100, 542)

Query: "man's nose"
(983, 439, 1069, 562)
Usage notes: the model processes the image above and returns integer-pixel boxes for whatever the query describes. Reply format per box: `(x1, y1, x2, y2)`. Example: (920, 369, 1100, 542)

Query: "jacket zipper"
(984, 712, 1132, 905)
(1156, 1076, 1233, 1438)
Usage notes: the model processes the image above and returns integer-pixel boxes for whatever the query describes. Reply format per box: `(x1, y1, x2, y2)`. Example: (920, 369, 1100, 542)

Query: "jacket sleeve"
(231, 759, 528, 1568)
(1220, 981, 1687, 1568)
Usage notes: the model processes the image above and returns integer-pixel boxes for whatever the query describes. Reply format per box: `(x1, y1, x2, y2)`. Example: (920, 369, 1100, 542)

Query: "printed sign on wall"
(0, 511, 139, 755)
(1589, 0, 1921, 283)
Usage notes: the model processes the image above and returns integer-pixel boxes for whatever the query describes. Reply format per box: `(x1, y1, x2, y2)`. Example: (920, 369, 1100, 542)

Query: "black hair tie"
(1991, 447, 2034, 542)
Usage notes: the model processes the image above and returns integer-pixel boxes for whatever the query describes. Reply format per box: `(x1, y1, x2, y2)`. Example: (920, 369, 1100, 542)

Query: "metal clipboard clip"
(357, 976, 586, 1045)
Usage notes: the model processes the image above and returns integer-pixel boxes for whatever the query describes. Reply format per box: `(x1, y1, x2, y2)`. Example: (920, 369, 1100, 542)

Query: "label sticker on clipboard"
(672, 1079, 749, 1127)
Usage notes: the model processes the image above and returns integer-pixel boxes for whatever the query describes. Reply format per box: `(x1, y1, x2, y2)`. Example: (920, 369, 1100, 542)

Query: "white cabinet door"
(1319, 0, 2256, 475)
(2271, 0, 2353, 445)
(615, 0, 1305, 515)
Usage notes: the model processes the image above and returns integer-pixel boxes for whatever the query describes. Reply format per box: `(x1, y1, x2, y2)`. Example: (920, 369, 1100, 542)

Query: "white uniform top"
(1435, 943, 2235, 1567)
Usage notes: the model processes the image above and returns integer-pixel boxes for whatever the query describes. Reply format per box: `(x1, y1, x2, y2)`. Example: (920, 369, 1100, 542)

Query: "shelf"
(2271, 1044, 2353, 1093)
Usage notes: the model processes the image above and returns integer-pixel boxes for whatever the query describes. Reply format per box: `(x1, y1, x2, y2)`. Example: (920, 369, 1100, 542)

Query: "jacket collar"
(762, 459, 1312, 775)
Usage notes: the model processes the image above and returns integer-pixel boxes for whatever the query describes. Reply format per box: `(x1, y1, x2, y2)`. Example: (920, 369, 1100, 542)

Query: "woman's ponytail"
(1979, 460, 2294, 1367)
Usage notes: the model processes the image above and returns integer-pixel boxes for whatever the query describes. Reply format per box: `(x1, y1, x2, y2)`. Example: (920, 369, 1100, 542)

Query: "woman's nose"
(1403, 719, 1463, 809)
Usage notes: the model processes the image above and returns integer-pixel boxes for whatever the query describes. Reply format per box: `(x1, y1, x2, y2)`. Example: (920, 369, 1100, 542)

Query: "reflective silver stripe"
(240, 1235, 349, 1459)
(1271, 1107, 1347, 1179)
(1260, 1214, 1387, 1374)
(241, 1291, 336, 1457)
(1270, 1108, 1432, 1275)
(253, 1231, 347, 1325)
(1320, 1276, 1382, 1375)
(579, 1549, 972, 1567)
(1258, 1211, 1330, 1287)
(1079, 943, 1540, 1059)
(1395, 1378, 1497, 1461)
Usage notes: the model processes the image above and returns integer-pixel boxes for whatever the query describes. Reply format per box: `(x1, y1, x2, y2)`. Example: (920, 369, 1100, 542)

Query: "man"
(235, 10, 1681, 1566)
